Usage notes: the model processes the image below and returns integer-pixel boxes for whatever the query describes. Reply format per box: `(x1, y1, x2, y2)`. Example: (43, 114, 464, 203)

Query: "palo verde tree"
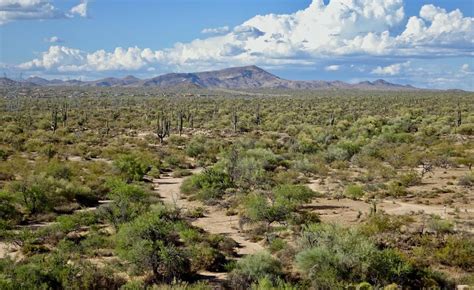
(116, 206, 191, 282)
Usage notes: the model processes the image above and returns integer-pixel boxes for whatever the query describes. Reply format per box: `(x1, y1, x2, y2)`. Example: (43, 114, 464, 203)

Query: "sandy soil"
(0, 241, 22, 260)
(307, 166, 473, 233)
(153, 169, 264, 257)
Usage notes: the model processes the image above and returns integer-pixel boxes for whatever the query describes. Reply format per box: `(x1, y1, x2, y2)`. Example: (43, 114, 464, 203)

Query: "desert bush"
(361, 214, 414, 236)
(0, 253, 125, 289)
(187, 243, 226, 272)
(114, 154, 150, 182)
(386, 181, 407, 197)
(180, 168, 232, 201)
(427, 215, 454, 235)
(435, 236, 474, 271)
(399, 171, 422, 187)
(0, 191, 21, 228)
(244, 185, 316, 227)
(344, 184, 364, 199)
(458, 173, 474, 187)
(296, 223, 442, 288)
(172, 169, 192, 178)
(458, 124, 474, 135)
(228, 253, 283, 289)
(116, 208, 191, 282)
(100, 179, 149, 228)
(296, 223, 377, 287)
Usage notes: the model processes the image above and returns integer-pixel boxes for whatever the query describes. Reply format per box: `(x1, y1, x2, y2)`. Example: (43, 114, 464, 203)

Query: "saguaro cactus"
(457, 102, 462, 127)
(157, 112, 171, 143)
(231, 109, 238, 132)
(255, 103, 262, 126)
(177, 110, 185, 135)
(50, 107, 58, 133)
(61, 101, 68, 127)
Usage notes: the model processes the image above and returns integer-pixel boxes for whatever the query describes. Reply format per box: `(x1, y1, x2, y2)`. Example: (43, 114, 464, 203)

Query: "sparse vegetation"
(0, 88, 472, 288)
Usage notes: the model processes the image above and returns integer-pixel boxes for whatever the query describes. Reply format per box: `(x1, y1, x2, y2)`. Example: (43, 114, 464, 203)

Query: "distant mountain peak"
(1, 65, 422, 91)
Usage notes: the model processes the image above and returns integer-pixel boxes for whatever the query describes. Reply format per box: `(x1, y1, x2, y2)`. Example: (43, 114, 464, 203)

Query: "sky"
(0, 0, 473, 90)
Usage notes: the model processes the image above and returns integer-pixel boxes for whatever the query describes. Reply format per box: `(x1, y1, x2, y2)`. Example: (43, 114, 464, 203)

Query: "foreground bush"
(180, 168, 232, 201)
(228, 253, 283, 289)
(116, 207, 191, 282)
(296, 223, 449, 288)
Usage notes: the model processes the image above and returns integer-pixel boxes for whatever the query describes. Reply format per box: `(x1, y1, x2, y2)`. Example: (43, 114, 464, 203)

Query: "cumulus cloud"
(0, 0, 87, 25)
(398, 4, 473, 50)
(372, 61, 410, 75)
(16, 0, 474, 80)
(19, 46, 85, 70)
(67, 0, 88, 18)
(461, 64, 472, 74)
(325, 65, 340, 71)
(201, 26, 229, 35)
(45, 36, 63, 43)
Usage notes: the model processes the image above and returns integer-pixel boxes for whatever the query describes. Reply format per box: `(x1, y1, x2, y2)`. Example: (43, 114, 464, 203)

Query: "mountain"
(0, 77, 37, 87)
(26, 76, 51, 86)
(88, 75, 140, 87)
(140, 66, 416, 90)
(1, 66, 419, 91)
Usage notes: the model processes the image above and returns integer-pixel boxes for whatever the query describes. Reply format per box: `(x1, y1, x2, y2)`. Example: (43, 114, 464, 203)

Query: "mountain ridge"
(1, 65, 421, 91)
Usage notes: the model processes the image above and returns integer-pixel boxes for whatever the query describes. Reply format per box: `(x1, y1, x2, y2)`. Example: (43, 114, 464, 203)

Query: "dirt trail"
(153, 169, 264, 257)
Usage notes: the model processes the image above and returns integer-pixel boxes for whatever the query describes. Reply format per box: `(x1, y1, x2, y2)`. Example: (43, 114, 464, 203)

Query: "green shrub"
(229, 253, 283, 289)
(0, 191, 21, 226)
(436, 236, 474, 270)
(399, 171, 422, 187)
(180, 168, 232, 201)
(458, 124, 474, 135)
(386, 181, 407, 197)
(458, 173, 474, 187)
(427, 215, 454, 234)
(101, 180, 149, 228)
(116, 208, 191, 282)
(114, 154, 149, 182)
(269, 238, 287, 253)
(296, 223, 441, 288)
(188, 243, 226, 272)
(296, 224, 376, 288)
(344, 184, 365, 200)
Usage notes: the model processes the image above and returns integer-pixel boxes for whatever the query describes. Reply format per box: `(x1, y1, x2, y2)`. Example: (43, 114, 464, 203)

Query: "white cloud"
(19, 45, 85, 70)
(45, 35, 63, 43)
(15, 0, 474, 83)
(372, 61, 410, 75)
(398, 4, 473, 49)
(67, 0, 88, 18)
(0, 0, 59, 24)
(201, 26, 229, 35)
(325, 65, 340, 71)
(0, 0, 88, 24)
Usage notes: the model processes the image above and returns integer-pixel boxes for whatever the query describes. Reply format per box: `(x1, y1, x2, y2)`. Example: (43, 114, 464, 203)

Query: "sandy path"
(153, 169, 264, 257)
(0, 241, 22, 260)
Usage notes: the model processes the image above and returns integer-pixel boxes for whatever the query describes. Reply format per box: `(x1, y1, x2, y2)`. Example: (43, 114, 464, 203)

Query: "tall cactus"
(231, 109, 238, 132)
(61, 101, 68, 128)
(177, 110, 184, 135)
(157, 112, 171, 143)
(255, 103, 262, 126)
(50, 107, 58, 133)
(457, 102, 462, 127)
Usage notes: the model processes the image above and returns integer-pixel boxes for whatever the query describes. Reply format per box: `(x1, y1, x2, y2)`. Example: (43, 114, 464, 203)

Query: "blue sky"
(1, 0, 473, 90)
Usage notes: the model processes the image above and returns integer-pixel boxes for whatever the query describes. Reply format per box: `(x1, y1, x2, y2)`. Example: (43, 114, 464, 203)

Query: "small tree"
(114, 154, 149, 182)
(101, 180, 149, 229)
(116, 208, 191, 282)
